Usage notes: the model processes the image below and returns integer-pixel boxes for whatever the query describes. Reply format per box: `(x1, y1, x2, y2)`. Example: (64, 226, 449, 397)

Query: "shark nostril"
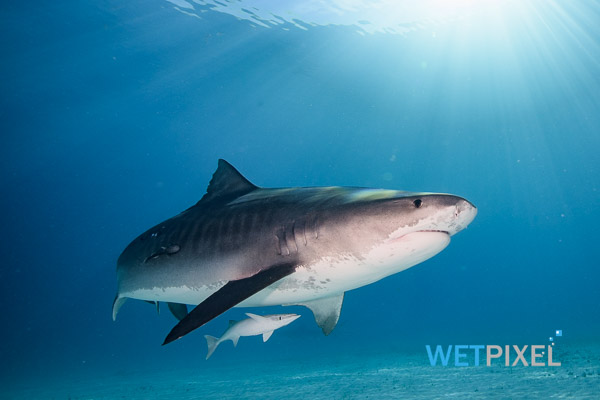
(413, 199, 422, 208)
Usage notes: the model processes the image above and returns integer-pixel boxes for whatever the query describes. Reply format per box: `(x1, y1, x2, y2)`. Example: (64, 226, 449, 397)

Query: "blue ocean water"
(2, 0, 599, 397)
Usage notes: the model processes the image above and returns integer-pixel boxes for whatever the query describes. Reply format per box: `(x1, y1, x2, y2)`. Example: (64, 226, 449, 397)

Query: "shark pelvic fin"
(167, 302, 188, 321)
(162, 262, 297, 345)
(299, 293, 344, 335)
(263, 331, 274, 342)
(143, 300, 160, 314)
(199, 159, 258, 205)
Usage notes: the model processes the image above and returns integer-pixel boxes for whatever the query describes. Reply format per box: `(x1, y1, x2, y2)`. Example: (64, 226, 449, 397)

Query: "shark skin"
(204, 313, 300, 359)
(113, 159, 477, 344)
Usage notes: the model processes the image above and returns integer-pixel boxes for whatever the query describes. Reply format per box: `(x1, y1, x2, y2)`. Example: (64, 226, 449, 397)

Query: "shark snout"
(457, 198, 477, 218)
(449, 198, 477, 236)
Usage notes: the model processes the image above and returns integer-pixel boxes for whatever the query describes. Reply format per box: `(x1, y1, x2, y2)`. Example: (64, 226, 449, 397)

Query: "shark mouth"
(388, 230, 450, 243)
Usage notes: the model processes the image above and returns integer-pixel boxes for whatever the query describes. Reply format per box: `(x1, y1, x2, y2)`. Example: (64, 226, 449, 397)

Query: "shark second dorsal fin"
(199, 159, 257, 204)
(228, 320, 237, 328)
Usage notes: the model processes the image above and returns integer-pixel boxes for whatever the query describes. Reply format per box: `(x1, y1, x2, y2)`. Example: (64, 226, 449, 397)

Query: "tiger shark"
(113, 160, 477, 345)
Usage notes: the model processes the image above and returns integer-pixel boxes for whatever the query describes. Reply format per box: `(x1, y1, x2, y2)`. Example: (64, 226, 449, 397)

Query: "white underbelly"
(125, 231, 450, 307)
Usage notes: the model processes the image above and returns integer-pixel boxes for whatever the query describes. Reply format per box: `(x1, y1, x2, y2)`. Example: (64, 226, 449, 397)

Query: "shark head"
(309, 190, 478, 288)
(372, 191, 477, 238)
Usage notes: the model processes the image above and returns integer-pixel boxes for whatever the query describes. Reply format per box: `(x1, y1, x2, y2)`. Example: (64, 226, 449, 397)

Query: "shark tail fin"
(204, 335, 220, 360)
(112, 296, 127, 321)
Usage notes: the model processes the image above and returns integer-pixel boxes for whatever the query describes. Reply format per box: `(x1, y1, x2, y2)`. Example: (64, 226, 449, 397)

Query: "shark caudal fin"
(112, 295, 127, 321)
(204, 335, 220, 360)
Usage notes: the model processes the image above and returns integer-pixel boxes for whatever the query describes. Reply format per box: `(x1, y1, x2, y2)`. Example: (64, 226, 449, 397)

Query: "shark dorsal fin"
(200, 159, 257, 204)
(228, 320, 237, 328)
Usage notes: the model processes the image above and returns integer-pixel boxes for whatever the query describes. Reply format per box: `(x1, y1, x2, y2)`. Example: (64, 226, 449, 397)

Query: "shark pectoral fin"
(300, 293, 345, 335)
(162, 262, 297, 345)
(112, 296, 127, 321)
(263, 331, 274, 342)
(167, 302, 188, 321)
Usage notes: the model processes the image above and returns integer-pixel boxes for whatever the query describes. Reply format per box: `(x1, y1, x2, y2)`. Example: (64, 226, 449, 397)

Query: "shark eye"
(279, 316, 282, 320)
(413, 199, 422, 208)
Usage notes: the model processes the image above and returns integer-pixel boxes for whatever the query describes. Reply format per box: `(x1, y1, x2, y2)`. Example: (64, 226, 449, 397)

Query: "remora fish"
(204, 313, 300, 359)
(113, 160, 477, 345)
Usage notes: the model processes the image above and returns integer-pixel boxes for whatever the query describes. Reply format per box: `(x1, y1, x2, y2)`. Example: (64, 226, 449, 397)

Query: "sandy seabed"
(4, 343, 599, 399)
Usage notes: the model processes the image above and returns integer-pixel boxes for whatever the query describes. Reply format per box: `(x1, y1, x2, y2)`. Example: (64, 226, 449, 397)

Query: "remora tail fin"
(163, 262, 297, 345)
(204, 335, 220, 360)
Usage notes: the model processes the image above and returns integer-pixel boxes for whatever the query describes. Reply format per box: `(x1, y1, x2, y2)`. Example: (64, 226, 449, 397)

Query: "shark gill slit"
(302, 219, 308, 246)
(287, 221, 298, 254)
(281, 227, 290, 256)
(274, 231, 282, 255)
(312, 214, 319, 239)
